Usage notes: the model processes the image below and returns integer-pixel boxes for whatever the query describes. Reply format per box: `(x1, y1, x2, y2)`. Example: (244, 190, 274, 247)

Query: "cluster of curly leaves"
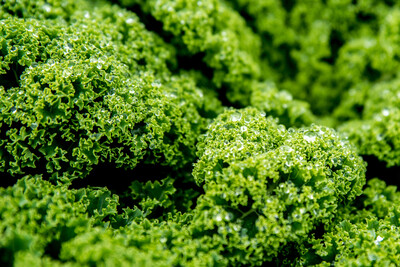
(1, 0, 400, 266)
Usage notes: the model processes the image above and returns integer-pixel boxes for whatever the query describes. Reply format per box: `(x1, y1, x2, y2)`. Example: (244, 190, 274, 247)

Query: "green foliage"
(230, 0, 400, 116)
(117, 0, 264, 106)
(0, 4, 218, 181)
(338, 78, 400, 166)
(250, 81, 315, 127)
(298, 178, 400, 266)
(191, 108, 365, 265)
(0, 0, 81, 20)
(0, 175, 116, 265)
(1, 0, 400, 266)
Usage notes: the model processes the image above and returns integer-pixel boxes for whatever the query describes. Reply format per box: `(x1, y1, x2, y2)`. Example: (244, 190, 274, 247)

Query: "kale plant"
(1, 0, 400, 266)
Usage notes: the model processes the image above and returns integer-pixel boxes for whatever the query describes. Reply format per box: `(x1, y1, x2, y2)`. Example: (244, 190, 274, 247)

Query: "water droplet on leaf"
(231, 112, 242, 122)
(304, 131, 317, 142)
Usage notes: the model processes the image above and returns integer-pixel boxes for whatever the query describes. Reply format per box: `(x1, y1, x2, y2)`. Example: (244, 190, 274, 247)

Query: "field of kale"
(1, 0, 400, 266)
